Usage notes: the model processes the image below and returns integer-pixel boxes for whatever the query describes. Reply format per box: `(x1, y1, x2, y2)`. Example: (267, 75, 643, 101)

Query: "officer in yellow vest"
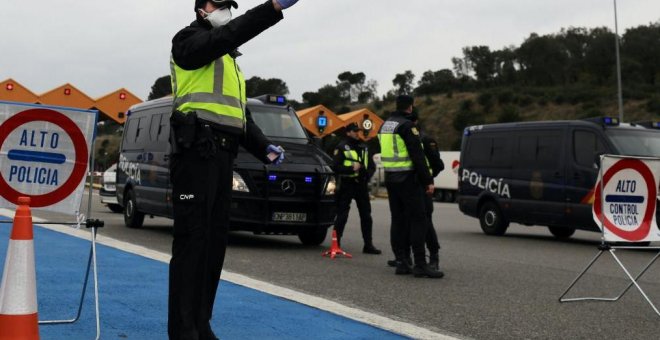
(168, 1, 299, 338)
(331, 123, 382, 254)
(378, 95, 444, 278)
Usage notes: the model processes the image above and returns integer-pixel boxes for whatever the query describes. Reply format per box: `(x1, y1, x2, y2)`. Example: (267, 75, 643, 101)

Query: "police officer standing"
(378, 95, 444, 278)
(332, 123, 382, 254)
(168, 0, 299, 338)
(411, 113, 443, 269)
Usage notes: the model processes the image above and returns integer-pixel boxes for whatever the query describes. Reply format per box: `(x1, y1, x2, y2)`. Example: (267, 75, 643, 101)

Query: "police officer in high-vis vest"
(378, 95, 444, 278)
(169, 1, 299, 338)
(332, 123, 382, 254)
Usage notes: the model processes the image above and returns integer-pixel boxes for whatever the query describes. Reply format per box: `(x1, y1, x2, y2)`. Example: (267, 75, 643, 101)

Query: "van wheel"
(548, 226, 575, 239)
(124, 190, 145, 228)
(108, 204, 123, 213)
(479, 201, 509, 236)
(298, 228, 328, 245)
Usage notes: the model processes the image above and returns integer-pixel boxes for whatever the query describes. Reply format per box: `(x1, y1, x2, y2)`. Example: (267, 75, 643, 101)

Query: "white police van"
(458, 117, 660, 239)
(116, 95, 337, 245)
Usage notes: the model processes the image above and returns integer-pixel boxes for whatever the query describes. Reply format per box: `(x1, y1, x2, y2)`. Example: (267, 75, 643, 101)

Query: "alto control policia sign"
(593, 155, 660, 242)
(0, 101, 96, 215)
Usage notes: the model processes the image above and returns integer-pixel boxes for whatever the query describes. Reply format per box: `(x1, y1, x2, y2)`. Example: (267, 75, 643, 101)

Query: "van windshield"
(606, 129, 660, 157)
(250, 105, 308, 139)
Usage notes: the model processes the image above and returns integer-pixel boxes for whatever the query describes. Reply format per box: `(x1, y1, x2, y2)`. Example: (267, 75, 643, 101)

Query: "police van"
(115, 95, 337, 245)
(458, 117, 660, 239)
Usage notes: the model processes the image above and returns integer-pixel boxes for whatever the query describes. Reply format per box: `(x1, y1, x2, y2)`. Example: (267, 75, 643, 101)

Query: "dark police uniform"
(168, 2, 283, 339)
(420, 130, 444, 266)
(331, 132, 380, 253)
(378, 110, 439, 276)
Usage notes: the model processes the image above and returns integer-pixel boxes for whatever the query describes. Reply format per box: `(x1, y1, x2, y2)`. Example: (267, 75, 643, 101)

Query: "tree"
(622, 22, 660, 85)
(415, 69, 456, 95)
(492, 47, 517, 85)
(584, 27, 616, 85)
(463, 46, 496, 85)
(517, 33, 568, 86)
(147, 75, 172, 100)
(392, 70, 415, 95)
(302, 84, 348, 111)
(245, 76, 289, 97)
(336, 71, 377, 103)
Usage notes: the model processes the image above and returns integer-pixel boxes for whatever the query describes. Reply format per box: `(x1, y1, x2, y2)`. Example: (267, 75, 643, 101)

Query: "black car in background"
(115, 95, 336, 245)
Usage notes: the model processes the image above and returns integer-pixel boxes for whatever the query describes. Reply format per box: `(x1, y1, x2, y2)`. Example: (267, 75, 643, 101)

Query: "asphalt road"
(34, 191, 660, 339)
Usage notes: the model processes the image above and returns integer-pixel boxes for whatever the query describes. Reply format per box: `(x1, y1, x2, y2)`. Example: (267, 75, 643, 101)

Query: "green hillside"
(362, 85, 660, 151)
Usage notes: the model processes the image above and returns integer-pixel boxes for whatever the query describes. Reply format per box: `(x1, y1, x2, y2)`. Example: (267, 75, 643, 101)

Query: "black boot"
(429, 254, 439, 271)
(412, 263, 444, 278)
(387, 259, 397, 267)
(363, 244, 382, 255)
(395, 258, 412, 275)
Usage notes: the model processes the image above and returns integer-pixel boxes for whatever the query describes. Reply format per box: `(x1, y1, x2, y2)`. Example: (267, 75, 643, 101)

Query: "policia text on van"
(458, 117, 660, 239)
(116, 95, 336, 245)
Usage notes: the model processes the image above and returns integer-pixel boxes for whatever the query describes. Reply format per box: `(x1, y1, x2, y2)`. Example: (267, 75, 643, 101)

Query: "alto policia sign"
(592, 155, 660, 242)
(0, 101, 96, 215)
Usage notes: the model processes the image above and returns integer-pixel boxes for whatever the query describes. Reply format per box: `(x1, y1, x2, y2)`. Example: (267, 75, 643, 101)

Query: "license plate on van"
(272, 212, 307, 222)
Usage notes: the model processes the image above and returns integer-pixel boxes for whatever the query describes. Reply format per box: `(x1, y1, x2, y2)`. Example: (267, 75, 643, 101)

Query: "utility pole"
(614, 0, 624, 122)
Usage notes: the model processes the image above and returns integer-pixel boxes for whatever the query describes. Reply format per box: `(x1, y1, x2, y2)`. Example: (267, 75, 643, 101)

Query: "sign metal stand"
(36, 131, 103, 339)
(0, 101, 103, 339)
(558, 154, 660, 318)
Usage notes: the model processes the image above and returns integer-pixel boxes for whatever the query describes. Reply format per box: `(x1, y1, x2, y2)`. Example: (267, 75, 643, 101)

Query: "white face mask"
(203, 8, 232, 28)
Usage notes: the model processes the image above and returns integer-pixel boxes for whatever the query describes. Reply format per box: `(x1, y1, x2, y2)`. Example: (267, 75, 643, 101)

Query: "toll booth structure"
(296, 105, 343, 138)
(338, 108, 384, 141)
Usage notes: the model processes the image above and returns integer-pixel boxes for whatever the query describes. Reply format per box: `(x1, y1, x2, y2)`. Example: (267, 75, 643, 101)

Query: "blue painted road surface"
(0, 222, 407, 339)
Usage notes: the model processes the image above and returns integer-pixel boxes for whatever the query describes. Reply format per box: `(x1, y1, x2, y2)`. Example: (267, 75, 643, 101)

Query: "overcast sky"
(1, 1, 658, 102)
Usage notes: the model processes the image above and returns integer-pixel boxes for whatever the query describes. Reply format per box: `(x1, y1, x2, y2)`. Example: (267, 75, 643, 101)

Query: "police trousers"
(168, 129, 234, 340)
(333, 178, 373, 245)
(385, 175, 429, 265)
(424, 194, 440, 254)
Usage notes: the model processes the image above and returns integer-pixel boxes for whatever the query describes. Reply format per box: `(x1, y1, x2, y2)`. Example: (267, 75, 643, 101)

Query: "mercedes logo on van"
(281, 179, 296, 195)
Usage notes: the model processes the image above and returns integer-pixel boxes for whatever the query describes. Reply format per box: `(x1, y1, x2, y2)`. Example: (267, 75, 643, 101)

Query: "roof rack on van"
(631, 121, 660, 129)
(581, 116, 620, 127)
(254, 94, 287, 106)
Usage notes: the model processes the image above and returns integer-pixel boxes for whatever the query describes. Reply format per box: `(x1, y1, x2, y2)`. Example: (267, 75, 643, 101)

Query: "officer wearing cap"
(168, 0, 300, 338)
(378, 95, 444, 278)
(331, 122, 382, 254)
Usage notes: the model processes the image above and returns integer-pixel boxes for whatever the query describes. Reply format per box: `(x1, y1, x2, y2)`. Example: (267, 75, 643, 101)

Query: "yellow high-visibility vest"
(378, 118, 430, 173)
(342, 148, 368, 178)
(378, 119, 414, 172)
(171, 54, 246, 134)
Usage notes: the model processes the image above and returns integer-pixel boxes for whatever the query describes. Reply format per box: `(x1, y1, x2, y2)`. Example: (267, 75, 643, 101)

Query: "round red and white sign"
(0, 108, 88, 207)
(593, 159, 656, 241)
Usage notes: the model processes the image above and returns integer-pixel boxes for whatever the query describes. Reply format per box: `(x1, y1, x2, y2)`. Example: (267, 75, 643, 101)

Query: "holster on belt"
(170, 110, 197, 153)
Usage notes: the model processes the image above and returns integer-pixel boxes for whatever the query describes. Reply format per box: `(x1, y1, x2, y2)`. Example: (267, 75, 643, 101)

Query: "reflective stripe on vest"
(171, 54, 246, 131)
(378, 131, 413, 172)
(342, 149, 368, 178)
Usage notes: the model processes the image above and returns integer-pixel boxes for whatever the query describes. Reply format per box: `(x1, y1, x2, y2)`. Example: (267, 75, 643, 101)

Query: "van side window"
(464, 134, 512, 168)
(516, 131, 562, 168)
(135, 116, 150, 148)
(574, 130, 606, 167)
(122, 118, 139, 151)
(157, 113, 170, 142)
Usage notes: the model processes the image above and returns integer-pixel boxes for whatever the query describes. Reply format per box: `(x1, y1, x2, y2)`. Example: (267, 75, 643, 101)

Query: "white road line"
(0, 209, 463, 340)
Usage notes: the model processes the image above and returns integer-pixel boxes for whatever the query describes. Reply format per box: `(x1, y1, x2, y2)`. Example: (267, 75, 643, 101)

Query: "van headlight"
(232, 171, 249, 192)
(324, 176, 336, 195)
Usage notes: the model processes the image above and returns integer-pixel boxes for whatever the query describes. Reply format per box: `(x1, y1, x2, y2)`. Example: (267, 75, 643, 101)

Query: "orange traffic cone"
(0, 197, 39, 340)
(322, 230, 352, 259)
